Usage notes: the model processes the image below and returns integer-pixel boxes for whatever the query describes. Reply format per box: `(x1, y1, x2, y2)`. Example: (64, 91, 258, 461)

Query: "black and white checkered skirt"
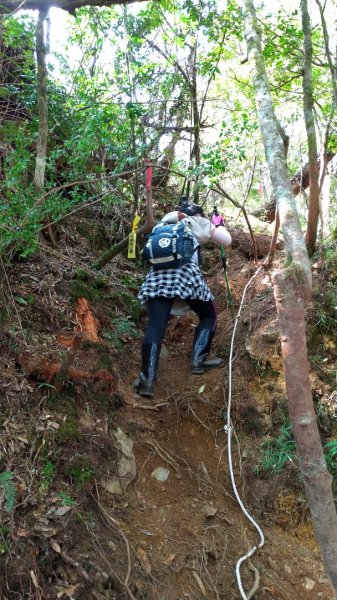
(137, 262, 213, 304)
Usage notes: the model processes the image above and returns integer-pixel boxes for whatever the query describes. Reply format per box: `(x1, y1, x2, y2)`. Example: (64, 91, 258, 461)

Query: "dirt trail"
(0, 233, 335, 599)
(119, 273, 333, 600)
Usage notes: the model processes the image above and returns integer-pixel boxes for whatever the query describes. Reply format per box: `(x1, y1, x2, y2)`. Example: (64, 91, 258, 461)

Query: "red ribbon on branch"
(144, 158, 153, 192)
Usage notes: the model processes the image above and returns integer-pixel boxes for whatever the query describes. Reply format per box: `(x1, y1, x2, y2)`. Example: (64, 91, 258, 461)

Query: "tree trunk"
(320, 167, 331, 237)
(244, 0, 337, 595)
(189, 43, 201, 204)
(315, 0, 337, 105)
(253, 151, 335, 223)
(301, 0, 320, 254)
(93, 163, 154, 270)
(33, 9, 48, 195)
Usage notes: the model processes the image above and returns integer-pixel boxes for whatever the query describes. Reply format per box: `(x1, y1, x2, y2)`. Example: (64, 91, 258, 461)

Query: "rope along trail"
(225, 266, 265, 600)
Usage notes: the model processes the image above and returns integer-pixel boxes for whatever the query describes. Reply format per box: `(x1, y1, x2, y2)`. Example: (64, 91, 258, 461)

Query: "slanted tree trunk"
(301, 0, 320, 254)
(253, 151, 335, 223)
(244, 0, 337, 595)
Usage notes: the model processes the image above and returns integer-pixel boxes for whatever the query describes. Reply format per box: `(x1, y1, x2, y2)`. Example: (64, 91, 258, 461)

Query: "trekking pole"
(220, 246, 234, 319)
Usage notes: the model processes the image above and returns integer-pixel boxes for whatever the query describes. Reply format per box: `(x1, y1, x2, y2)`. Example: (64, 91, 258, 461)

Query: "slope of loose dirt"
(0, 221, 336, 600)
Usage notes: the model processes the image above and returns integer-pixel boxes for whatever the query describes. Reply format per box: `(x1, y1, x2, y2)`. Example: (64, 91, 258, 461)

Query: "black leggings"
(143, 297, 217, 345)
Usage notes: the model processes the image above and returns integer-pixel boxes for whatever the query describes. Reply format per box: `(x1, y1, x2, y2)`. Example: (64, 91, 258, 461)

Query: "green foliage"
(70, 279, 101, 303)
(94, 342, 114, 372)
(15, 294, 35, 306)
(40, 460, 56, 492)
(0, 471, 16, 513)
(0, 0, 336, 261)
(70, 269, 111, 302)
(107, 287, 142, 322)
(255, 426, 337, 498)
(323, 441, 337, 495)
(56, 415, 80, 445)
(319, 243, 337, 277)
(0, 525, 11, 555)
(105, 316, 140, 350)
(65, 459, 95, 490)
(315, 286, 337, 336)
(254, 424, 296, 475)
(58, 492, 76, 506)
(75, 221, 109, 251)
(312, 243, 337, 335)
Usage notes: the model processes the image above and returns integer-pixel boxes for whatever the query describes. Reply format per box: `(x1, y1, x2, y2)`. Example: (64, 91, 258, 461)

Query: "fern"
(0, 471, 16, 513)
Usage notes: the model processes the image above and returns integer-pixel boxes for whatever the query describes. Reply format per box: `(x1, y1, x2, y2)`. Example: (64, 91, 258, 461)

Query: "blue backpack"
(142, 220, 196, 269)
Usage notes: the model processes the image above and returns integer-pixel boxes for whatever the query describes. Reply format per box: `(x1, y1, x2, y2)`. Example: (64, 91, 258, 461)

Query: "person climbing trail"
(133, 200, 232, 398)
(211, 206, 225, 228)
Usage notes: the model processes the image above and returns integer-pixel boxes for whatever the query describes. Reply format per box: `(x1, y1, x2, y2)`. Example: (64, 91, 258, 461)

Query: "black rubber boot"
(191, 327, 223, 374)
(133, 343, 161, 397)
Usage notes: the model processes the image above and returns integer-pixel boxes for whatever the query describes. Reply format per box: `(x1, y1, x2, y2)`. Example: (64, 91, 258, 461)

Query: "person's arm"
(161, 210, 187, 224)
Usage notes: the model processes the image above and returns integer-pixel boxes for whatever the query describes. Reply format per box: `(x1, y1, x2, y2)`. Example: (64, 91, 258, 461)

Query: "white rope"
(225, 265, 265, 600)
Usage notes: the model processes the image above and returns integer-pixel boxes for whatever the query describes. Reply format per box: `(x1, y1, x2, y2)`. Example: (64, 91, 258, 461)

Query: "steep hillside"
(0, 214, 336, 600)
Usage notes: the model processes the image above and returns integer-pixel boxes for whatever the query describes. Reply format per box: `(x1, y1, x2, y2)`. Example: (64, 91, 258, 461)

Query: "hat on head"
(178, 197, 205, 217)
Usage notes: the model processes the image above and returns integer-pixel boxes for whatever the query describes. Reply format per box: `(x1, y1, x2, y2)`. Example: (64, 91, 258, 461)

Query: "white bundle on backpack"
(188, 216, 212, 243)
(162, 212, 212, 244)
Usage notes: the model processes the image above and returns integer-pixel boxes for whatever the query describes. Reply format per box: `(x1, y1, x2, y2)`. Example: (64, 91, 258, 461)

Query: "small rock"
(54, 506, 72, 517)
(108, 541, 117, 551)
(304, 578, 315, 591)
(151, 467, 170, 482)
(101, 476, 123, 495)
(160, 344, 170, 358)
(203, 504, 218, 518)
(284, 564, 292, 575)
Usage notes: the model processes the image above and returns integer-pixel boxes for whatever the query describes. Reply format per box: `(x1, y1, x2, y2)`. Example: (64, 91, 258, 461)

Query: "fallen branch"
(92, 160, 155, 270)
(62, 550, 93, 584)
(18, 352, 116, 390)
(263, 210, 280, 270)
(20, 167, 144, 226)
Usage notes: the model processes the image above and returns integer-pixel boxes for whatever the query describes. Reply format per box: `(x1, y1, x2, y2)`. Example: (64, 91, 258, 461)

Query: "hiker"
(211, 206, 225, 228)
(133, 201, 232, 397)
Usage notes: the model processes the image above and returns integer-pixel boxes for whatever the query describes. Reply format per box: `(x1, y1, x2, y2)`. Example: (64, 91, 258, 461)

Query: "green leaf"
(0, 87, 10, 98)
(0, 471, 16, 513)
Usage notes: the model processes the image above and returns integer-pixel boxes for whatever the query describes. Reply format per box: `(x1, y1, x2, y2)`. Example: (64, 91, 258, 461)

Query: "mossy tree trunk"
(33, 9, 48, 196)
(244, 0, 337, 595)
